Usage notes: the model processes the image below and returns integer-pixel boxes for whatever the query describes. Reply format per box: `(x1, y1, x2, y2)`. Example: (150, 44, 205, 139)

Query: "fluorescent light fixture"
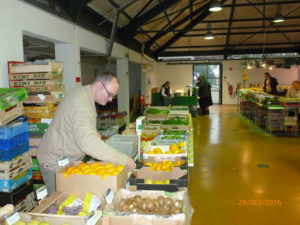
(209, 1, 222, 12)
(273, 14, 285, 23)
(204, 31, 214, 40)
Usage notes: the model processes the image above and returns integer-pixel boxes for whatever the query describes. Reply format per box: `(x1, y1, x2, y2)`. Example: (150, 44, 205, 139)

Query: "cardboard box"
(56, 162, 128, 199)
(129, 167, 187, 192)
(101, 189, 194, 225)
(142, 145, 187, 161)
(30, 192, 102, 225)
(0, 102, 24, 126)
(29, 136, 43, 148)
(24, 94, 61, 104)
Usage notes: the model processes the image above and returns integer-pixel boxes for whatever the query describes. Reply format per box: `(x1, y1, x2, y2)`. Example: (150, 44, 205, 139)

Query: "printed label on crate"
(104, 188, 114, 204)
(5, 212, 20, 225)
(57, 156, 70, 167)
(36, 185, 48, 200)
(10, 80, 63, 87)
(9, 73, 63, 80)
(86, 212, 101, 225)
(11, 85, 64, 92)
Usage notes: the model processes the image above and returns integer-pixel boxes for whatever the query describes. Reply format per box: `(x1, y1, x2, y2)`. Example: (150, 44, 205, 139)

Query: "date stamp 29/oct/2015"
(238, 199, 282, 206)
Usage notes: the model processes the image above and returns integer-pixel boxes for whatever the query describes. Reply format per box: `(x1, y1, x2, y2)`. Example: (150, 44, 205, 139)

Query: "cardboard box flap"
(135, 167, 186, 180)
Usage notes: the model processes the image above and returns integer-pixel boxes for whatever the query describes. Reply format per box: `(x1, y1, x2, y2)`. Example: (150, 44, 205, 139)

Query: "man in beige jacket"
(37, 71, 136, 194)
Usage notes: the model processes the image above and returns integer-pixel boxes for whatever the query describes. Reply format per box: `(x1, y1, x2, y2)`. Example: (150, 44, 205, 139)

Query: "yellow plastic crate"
(24, 104, 57, 119)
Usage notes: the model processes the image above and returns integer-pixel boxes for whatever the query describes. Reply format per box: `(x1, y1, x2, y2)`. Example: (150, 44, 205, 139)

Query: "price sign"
(5, 212, 20, 225)
(104, 188, 114, 204)
(57, 156, 70, 167)
(36, 185, 48, 200)
(86, 213, 100, 225)
(37, 94, 46, 101)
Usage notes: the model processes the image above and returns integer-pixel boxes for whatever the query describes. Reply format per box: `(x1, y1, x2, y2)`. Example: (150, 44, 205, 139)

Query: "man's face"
(264, 74, 268, 79)
(94, 78, 119, 105)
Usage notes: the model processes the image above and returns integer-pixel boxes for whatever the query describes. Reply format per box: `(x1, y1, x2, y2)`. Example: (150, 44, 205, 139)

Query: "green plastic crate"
(0, 88, 28, 111)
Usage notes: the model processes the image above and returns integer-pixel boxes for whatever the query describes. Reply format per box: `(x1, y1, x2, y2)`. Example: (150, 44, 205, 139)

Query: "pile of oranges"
(144, 160, 186, 171)
(146, 142, 185, 154)
(61, 162, 124, 180)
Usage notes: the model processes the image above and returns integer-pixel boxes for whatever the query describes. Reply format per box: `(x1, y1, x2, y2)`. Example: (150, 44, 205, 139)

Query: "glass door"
(193, 64, 222, 104)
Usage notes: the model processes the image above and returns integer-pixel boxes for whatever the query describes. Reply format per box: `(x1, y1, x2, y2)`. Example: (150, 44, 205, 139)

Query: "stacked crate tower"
(8, 61, 64, 189)
(0, 88, 36, 212)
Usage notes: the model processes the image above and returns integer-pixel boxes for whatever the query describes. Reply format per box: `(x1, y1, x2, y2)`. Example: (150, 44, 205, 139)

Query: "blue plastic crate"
(0, 142, 29, 161)
(0, 132, 29, 150)
(0, 117, 28, 139)
(0, 169, 32, 192)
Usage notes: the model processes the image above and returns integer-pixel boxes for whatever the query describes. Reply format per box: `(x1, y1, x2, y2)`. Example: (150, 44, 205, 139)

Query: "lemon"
(101, 173, 110, 179)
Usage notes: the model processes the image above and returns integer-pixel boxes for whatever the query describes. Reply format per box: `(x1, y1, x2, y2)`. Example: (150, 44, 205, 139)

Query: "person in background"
(196, 75, 213, 115)
(37, 71, 136, 195)
(263, 72, 278, 95)
(160, 81, 172, 106)
(286, 80, 300, 97)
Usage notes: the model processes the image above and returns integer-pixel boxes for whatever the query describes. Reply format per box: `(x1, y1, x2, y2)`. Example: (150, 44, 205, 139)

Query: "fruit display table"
(238, 89, 300, 136)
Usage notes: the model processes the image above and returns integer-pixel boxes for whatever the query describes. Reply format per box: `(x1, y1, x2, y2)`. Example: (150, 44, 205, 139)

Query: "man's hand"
(127, 157, 136, 172)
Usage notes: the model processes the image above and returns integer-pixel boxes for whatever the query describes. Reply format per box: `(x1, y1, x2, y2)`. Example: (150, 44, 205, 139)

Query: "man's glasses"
(102, 83, 114, 98)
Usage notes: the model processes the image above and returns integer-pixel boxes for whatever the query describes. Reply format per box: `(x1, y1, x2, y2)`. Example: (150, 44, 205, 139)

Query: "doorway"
(193, 64, 222, 104)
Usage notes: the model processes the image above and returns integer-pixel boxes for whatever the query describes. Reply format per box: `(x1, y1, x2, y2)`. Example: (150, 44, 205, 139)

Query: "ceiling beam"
(159, 48, 300, 57)
(153, 0, 229, 57)
(144, 0, 204, 25)
(60, 0, 92, 22)
(195, 16, 300, 24)
(224, 0, 236, 59)
(168, 42, 300, 49)
(145, 0, 212, 50)
(132, 0, 154, 20)
(137, 24, 300, 33)
(120, 0, 180, 36)
(184, 29, 300, 36)
(221, 0, 300, 7)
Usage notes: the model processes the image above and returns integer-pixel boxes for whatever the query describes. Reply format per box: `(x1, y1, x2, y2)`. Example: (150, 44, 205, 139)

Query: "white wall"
(156, 63, 193, 91)
(154, 61, 300, 105)
(0, 0, 142, 92)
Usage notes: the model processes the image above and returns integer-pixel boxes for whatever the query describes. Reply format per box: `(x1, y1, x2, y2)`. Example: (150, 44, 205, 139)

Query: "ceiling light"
(209, 0, 222, 12)
(204, 31, 214, 40)
(204, 23, 214, 40)
(273, 14, 285, 23)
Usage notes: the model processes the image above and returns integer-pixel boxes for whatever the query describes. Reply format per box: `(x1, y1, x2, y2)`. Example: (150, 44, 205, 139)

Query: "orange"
(76, 163, 88, 170)
(104, 163, 114, 168)
(115, 165, 124, 172)
(66, 166, 75, 174)
(107, 168, 116, 173)
(80, 165, 90, 171)
(111, 171, 120, 176)
(63, 172, 69, 178)
(90, 162, 101, 168)
(96, 169, 106, 175)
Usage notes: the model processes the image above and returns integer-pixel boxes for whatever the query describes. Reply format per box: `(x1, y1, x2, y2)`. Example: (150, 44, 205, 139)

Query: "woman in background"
(196, 75, 213, 115)
(160, 81, 172, 106)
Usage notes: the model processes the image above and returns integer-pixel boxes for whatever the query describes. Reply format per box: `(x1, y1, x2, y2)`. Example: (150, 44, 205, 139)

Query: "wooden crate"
(8, 61, 64, 74)
(10, 85, 65, 92)
(10, 79, 63, 87)
(9, 73, 63, 80)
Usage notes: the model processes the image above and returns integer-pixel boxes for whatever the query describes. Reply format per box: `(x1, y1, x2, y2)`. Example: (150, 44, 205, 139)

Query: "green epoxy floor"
(189, 105, 300, 225)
